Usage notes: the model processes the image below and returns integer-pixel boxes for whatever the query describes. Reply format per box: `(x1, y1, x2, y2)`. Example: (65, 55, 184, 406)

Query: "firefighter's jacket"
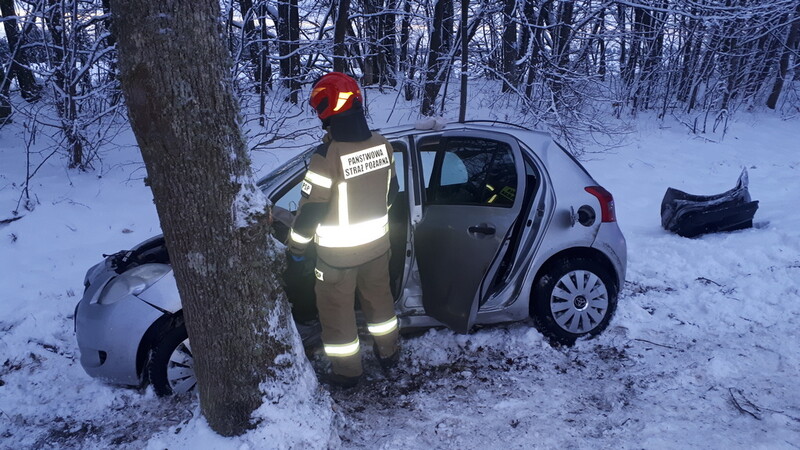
(289, 131, 398, 268)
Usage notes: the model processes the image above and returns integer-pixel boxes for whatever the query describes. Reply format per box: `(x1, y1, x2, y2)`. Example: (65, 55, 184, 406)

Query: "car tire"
(147, 324, 196, 396)
(531, 257, 618, 346)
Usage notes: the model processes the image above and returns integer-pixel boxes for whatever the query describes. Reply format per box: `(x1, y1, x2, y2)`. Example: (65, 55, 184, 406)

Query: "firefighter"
(288, 72, 400, 387)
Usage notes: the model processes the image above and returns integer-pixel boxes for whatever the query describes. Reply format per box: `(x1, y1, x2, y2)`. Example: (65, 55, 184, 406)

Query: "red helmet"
(309, 72, 363, 120)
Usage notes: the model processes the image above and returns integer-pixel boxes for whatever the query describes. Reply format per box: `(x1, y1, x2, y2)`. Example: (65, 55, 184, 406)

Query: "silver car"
(75, 121, 627, 395)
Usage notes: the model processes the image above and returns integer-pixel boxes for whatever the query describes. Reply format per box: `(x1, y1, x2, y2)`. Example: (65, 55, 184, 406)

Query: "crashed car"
(75, 121, 627, 395)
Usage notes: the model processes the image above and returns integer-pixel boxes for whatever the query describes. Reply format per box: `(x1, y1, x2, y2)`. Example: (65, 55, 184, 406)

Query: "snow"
(230, 179, 269, 229)
(1, 95, 800, 448)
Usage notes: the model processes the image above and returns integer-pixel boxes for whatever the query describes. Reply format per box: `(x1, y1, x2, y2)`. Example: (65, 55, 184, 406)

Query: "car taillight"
(584, 186, 616, 222)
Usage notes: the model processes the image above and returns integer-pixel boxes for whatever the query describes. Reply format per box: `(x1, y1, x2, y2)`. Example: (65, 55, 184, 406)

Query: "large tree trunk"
(110, 0, 309, 437)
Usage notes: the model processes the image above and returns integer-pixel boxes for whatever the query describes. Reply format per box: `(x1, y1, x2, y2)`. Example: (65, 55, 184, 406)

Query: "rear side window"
(424, 137, 517, 207)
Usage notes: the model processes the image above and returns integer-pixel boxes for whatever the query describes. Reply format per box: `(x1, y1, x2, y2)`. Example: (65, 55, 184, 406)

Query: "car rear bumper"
(592, 223, 627, 290)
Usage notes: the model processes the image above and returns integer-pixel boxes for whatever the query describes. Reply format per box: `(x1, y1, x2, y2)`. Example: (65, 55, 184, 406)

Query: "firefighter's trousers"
(315, 251, 399, 377)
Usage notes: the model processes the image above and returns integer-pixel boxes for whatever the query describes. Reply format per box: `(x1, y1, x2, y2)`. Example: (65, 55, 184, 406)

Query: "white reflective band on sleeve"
(315, 214, 389, 248)
(367, 317, 398, 336)
(290, 230, 313, 244)
(324, 338, 360, 357)
(305, 170, 332, 188)
(338, 182, 349, 226)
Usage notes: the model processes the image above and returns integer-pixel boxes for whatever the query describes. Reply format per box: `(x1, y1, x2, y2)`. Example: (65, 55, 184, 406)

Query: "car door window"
(274, 180, 303, 213)
(427, 137, 518, 207)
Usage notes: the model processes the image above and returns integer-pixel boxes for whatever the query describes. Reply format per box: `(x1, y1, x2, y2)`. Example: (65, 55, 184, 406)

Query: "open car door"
(414, 131, 526, 333)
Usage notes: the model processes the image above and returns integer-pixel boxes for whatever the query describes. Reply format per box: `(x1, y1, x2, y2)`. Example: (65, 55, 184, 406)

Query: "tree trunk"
(459, 0, 468, 122)
(501, 0, 517, 92)
(380, 0, 398, 86)
(333, 0, 351, 73)
(421, 0, 453, 116)
(597, 9, 607, 80)
(618, 4, 634, 89)
(400, 0, 413, 98)
(258, 2, 273, 90)
(44, 0, 83, 169)
(110, 0, 306, 437)
(238, 0, 267, 90)
(0, 67, 11, 122)
(277, 0, 300, 103)
(101, 0, 122, 106)
(767, 2, 800, 109)
(550, 0, 573, 99)
(362, 0, 380, 85)
(523, 0, 547, 101)
(0, 0, 41, 102)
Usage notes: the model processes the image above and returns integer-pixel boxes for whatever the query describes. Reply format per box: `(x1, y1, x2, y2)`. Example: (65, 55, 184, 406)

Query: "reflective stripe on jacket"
(290, 131, 396, 267)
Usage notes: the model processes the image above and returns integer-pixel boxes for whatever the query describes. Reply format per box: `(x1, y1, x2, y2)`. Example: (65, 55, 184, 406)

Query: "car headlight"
(96, 264, 172, 305)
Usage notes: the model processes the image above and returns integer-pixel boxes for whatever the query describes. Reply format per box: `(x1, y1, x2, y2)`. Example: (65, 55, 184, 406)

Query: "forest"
(2, 0, 799, 171)
(2, 1, 800, 447)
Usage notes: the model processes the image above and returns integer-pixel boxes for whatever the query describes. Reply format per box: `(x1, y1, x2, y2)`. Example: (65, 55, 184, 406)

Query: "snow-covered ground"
(1, 95, 799, 449)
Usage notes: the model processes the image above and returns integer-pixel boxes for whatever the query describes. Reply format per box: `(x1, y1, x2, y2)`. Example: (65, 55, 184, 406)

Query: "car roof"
(258, 120, 596, 194)
(378, 120, 552, 142)
(377, 120, 596, 185)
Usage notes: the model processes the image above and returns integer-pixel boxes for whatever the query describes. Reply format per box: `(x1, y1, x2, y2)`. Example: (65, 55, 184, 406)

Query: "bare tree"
(277, 0, 300, 103)
(501, 0, 516, 93)
(0, 67, 10, 122)
(360, 0, 398, 86)
(459, 0, 469, 121)
(110, 0, 323, 437)
(0, 0, 41, 104)
(767, 2, 800, 109)
(334, 0, 352, 72)
(421, 0, 454, 116)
